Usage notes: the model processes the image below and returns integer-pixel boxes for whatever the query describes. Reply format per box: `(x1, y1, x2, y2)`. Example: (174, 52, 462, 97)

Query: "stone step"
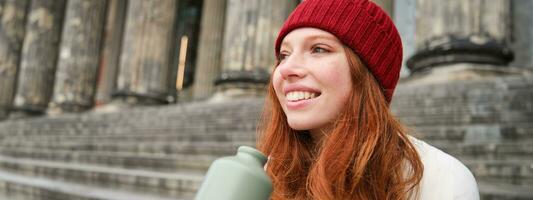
(0, 111, 259, 128)
(478, 181, 533, 200)
(411, 123, 533, 141)
(0, 116, 256, 139)
(398, 111, 533, 126)
(393, 99, 533, 114)
(1, 131, 257, 143)
(0, 99, 262, 125)
(0, 169, 191, 200)
(0, 155, 204, 198)
(0, 108, 263, 136)
(0, 140, 253, 156)
(428, 141, 533, 160)
(0, 120, 259, 138)
(0, 111, 262, 137)
(464, 159, 533, 186)
(0, 130, 256, 143)
(0, 147, 217, 172)
(394, 77, 533, 103)
(0, 113, 258, 131)
(391, 84, 533, 125)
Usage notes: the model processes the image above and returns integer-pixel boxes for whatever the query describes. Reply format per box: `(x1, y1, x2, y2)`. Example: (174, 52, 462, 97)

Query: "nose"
(277, 53, 306, 80)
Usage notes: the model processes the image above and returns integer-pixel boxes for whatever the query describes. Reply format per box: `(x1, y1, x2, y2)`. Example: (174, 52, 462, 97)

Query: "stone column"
(11, 0, 66, 116)
(114, 0, 178, 105)
(510, 0, 533, 68)
(394, 0, 416, 77)
(95, 0, 127, 106)
(406, 0, 513, 74)
(214, 0, 297, 99)
(191, 0, 227, 100)
(0, 0, 29, 119)
(49, 0, 107, 113)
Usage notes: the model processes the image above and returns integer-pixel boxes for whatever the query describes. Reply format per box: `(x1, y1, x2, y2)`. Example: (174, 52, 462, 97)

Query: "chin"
(287, 119, 317, 131)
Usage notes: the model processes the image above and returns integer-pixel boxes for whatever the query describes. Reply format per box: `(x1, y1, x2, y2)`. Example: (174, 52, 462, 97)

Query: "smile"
(286, 91, 321, 102)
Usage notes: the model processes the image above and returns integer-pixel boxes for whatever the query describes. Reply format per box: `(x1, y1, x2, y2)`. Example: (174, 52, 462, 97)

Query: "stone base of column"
(94, 90, 176, 113)
(407, 34, 514, 73)
(210, 69, 270, 101)
(210, 83, 268, 102)
(47, 102, 93, 115)
(7, 111, 42, 120)
(401, 63, 529, 86)
(91, 99, 139, 113)
(111, 90, 171, 106)
(8, 104, 46, 119)
(177, 87, 194, 103)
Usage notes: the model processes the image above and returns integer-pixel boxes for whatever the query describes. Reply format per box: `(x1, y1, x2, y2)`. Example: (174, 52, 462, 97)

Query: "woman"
(257, 0, 479, 199)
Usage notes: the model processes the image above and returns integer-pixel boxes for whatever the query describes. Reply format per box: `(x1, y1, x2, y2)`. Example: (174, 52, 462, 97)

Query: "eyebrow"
(280, 34, 338, 50)
(305, 34, 338, 42)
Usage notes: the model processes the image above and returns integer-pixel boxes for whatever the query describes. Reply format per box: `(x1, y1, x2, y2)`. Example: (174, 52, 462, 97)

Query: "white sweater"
(410, 136, 480, 200)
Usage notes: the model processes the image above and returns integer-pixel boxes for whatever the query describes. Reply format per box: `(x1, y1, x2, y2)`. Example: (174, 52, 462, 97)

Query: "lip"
(286, 95, 320, 110)
(283, 84, 321, 95)
(282, 84, 321, 110)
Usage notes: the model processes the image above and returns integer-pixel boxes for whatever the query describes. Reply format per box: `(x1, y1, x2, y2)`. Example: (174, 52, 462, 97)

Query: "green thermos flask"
(194, 146, 272, 200)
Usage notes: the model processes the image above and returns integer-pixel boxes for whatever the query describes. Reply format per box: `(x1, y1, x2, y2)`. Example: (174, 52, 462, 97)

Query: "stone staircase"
(0, 74, 531, 199)
(393, 74, 533, 200)
(0, 99, 262, 200)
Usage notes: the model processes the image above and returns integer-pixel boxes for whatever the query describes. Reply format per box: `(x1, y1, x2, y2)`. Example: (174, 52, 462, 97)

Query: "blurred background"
(0, 0, 531, 199)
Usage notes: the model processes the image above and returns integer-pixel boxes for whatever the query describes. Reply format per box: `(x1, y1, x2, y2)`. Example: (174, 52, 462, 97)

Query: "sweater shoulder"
(408, 136, 480, 200)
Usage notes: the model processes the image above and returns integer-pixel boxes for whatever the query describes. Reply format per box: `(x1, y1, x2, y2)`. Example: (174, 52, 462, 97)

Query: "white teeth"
(286, 91, 319, 101)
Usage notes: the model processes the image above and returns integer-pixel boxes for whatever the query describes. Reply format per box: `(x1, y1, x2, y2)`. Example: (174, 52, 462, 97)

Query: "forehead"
(280, 27, 341, 47)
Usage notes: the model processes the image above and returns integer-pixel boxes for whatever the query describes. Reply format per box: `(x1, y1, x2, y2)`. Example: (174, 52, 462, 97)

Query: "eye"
(311, 46, 329, 54)
(278, 51, 290, 62)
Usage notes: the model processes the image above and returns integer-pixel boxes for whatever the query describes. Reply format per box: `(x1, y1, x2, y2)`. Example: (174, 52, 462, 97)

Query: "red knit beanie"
(275, 0, 403, 103)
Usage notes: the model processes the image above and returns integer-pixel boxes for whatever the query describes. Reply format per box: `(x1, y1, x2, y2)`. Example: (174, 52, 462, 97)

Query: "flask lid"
(238, 146, 267, 166)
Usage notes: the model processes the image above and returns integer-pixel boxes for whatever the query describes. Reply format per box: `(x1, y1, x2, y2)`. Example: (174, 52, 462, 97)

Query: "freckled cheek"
(271, 70, 284, 98)
(317, 64, 347, 86)
(321, 71, 339, 85)
(317, 60, 353, 101)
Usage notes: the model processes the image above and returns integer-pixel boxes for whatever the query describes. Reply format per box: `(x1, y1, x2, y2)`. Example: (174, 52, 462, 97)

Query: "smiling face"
(273, 28, 353, 137)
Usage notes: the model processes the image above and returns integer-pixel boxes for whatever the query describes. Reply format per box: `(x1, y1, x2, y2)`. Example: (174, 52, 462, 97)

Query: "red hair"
(257, 46, 423, 199)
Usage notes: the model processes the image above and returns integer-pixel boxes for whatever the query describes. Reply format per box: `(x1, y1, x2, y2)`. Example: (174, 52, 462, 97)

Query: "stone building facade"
(1, 0, 531, 116)
(0, 0, 531, 199)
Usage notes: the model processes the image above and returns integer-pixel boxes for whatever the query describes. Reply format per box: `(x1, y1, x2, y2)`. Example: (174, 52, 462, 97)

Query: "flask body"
(195, 146, 272, 200)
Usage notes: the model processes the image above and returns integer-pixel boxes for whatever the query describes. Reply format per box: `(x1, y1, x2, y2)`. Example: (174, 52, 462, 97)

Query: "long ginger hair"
(257, 46, 423, 200)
